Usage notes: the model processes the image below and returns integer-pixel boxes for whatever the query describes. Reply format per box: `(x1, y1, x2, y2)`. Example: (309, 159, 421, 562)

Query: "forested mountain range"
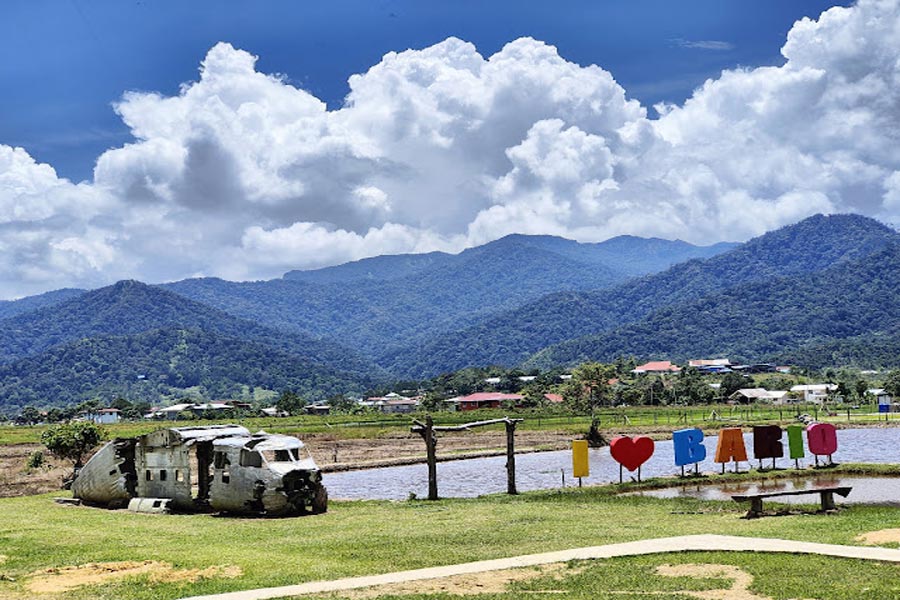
(165, 233, 734, 357)
(382, 214, 900, 377)
(527, 242, 900, 369)
(0, 288, 85, 321)
(0, 327, 373, 412)
(2, 214, 898, 413)
(282, 234, 737, 284)
(0, 280, 376, 374)
(0, 281, 381, 412)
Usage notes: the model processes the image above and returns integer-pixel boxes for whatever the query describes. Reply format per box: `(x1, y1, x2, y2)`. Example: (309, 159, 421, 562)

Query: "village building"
(866, 388, 893, 412)
(729, 388, 790, 404)
(260, 406, 289, 418)
(790, 384, 838, 403)
(688, 359, 732, 373)
(365, 392, 420, 414)
(148, 403, 194, 420)
(543, 393, 564, 404)
(83, 407, 121, 424)
(632, 360, 681, 374)
(445, 392, 524, 411)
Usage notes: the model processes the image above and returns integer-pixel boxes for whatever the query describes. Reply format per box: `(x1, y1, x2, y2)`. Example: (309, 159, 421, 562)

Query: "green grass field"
(3, 471, 900, 600)
(2, 403, 894, 446)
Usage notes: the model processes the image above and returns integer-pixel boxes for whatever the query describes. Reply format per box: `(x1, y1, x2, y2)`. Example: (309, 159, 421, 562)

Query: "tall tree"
(41, 421, 105, 487)
(565, 362, 616, 412)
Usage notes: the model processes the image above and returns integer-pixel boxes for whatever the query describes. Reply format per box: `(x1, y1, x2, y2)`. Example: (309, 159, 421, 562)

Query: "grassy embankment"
(2, 465, 900, 599)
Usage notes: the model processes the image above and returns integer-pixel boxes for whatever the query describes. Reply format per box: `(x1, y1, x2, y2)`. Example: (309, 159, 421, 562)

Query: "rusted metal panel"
(71, 438, 136, 508)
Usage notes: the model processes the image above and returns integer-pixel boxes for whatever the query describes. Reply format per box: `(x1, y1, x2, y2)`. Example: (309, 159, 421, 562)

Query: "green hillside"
(527, 242, 900, 368)
(0, 327, 374, 413)
(382, 214, 900, 377)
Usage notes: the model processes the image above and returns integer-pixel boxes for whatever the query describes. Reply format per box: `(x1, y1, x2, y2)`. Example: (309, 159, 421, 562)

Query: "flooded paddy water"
(323, 427, 900, 501)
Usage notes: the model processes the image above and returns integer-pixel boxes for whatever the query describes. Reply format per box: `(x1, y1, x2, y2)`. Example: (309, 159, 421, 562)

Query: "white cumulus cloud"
(2, 0, 900, 297)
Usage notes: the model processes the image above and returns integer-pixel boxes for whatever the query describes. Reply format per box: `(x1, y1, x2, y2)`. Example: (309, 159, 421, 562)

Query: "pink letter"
(807, 423, 838, 456)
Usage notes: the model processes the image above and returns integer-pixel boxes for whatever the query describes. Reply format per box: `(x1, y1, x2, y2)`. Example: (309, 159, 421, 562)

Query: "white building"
(729, 388, 790, 404)
(790, 384, 838, 404)
(84, 408, 121, 424)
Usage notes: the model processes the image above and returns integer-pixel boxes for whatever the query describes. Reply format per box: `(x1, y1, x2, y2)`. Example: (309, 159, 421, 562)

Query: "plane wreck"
(71, 424, 327, 516)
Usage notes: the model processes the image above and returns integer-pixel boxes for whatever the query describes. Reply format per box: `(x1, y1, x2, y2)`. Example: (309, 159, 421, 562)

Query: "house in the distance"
(366, 392, 420, 414)
(446, 392, 524, 411)
(729, 388, 789, 404)
(790, 384, 838, 403)
(866, 388, 892, 412)
(543, 393, 564, 404)
(632, 361, 681, 375)
(83, 408, 121, 425)
(688, 358, 732, 373)
(148, 403, 194, 420)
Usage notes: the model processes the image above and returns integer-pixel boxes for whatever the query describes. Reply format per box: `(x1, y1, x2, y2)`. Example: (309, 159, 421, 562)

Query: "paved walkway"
(180, 534, 900, 600)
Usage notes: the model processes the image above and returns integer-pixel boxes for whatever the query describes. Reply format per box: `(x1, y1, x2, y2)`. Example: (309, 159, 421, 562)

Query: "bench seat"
(732, 486, 852, 518)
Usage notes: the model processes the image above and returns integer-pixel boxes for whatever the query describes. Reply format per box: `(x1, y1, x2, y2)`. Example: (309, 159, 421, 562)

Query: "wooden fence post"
(506, 419, 517, 495)
(424, 415, 438, 500)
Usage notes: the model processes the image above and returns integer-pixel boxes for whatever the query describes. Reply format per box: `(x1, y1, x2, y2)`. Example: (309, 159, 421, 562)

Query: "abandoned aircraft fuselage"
(72, 424, 327, 516)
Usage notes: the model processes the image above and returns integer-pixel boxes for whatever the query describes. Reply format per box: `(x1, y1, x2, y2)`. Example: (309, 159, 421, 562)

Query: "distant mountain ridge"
(0, 281, 382, 412)
(527, 241, 900, 369)
(167, 233, 735, 358)
(381, 214, 900, 377)
(0, 327, 373, 412)
(3, 214, 897, 413)
(283, 233, 738, 284)
(0, 288, 85, 321)
(284, 251, 452, 284)
(0, 280, 376, 374)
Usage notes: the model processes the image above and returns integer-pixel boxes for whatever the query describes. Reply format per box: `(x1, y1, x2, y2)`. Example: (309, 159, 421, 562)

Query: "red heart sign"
(610, 436, 655, 472)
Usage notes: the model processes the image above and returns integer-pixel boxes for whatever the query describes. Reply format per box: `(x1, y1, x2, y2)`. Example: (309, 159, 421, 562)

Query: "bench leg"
(747, 497, 764, 518)
(821, 491, 836, 511)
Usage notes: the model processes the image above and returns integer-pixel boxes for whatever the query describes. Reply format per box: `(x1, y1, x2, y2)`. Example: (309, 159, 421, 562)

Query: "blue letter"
(673, 427, 706, 467)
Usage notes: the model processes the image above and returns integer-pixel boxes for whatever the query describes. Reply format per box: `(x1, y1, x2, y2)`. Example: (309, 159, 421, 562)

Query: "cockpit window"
(261, 448, 303, 463)
(240, 449, 262, 468)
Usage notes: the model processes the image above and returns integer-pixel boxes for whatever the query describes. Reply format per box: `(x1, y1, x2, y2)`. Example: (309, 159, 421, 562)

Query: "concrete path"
(179, 534, 900, 600)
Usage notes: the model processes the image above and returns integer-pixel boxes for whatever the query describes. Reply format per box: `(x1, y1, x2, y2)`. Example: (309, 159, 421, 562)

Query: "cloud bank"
(2, 0, 900, 297)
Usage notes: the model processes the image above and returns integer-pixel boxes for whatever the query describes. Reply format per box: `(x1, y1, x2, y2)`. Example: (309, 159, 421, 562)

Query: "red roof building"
(448, 392, 524, 411)
(544, 393, 564, 404)
(631, 361, 681, 374)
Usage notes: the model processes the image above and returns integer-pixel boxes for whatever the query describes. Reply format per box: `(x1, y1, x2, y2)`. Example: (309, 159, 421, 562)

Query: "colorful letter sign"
(753, 425, 784, 462)
(807, 422, 838, 461)
(786, 424, 805, 460)
(714, 428, 748, 465)
(572, 440, 589, 478)
(673, 428, 706, 467)
(610, 436, 655, 472)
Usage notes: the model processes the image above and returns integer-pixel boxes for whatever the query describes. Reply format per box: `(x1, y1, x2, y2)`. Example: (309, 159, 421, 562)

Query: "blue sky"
(5, 0, 900, 298)
(3, 0, 848, 183)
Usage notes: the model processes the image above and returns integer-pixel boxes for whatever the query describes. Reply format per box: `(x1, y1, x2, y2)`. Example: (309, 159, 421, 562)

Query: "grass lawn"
(301, 552, 900, 600)
(2, 481, 900, 600)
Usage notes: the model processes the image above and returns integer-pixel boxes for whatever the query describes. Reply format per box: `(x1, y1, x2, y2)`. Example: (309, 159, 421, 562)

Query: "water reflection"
(323, 427, 900, 501)
(633, 476, 900, 505)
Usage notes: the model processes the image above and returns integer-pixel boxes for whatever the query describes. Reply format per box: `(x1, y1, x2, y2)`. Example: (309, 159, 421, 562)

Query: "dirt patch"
(26, 560, 242, 594)
(856, 529, 900, 545)
(0, 444, 70, 498)
(650, 563, 790, 600)
(338, 563, 568, 598)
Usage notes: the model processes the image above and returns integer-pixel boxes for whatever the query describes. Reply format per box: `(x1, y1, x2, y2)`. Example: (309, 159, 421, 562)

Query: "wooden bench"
(732, 486, 852, 518)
